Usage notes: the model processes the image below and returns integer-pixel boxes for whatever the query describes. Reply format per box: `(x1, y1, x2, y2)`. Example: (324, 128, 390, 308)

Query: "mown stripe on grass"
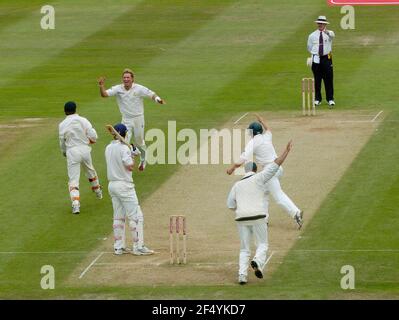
(0, 0, 240, 294)
(203, 5, 399, 113)
(1, 0, 326, 297)
(0, 0, 237, 117)
(0, 0, 143, 88)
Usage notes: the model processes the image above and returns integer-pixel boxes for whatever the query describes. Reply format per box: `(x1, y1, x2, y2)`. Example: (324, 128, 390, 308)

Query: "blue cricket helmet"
(248, 122, 263, 136)
(113, 123, 128, 137)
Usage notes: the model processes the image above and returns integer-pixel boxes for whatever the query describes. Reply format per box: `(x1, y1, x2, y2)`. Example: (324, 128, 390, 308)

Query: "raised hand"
(98, 77, 106, 86)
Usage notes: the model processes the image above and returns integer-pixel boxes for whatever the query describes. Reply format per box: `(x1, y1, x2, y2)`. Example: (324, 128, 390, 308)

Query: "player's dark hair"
(64, 101, 77, 115)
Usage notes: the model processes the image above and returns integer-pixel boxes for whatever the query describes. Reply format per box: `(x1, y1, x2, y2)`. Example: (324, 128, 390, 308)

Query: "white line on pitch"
(95, 262, 237, 267)
(78, 252, 104, 279)
(371, 110, 383, 122)
(265, 251, 275, 266)
(278, 249, 399, 252)
(336, 120, 376, 123)
(234, 112, 249, 125)
(0, 251, 91, 254)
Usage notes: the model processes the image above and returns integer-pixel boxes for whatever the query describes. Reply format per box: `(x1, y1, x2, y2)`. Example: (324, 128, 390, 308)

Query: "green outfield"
(0, 0, 398, 299)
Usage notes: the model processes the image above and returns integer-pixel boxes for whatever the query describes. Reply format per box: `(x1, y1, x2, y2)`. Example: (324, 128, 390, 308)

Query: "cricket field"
(0, 0, 398, 299)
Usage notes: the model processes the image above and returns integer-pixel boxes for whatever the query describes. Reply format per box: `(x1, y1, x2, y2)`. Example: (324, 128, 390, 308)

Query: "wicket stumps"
(302, 77, 316, 116)
(169, 215, 187, 264)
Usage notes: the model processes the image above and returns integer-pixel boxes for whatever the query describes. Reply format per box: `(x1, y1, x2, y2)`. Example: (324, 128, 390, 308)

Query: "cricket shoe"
(250, 260, 263, 279)
(238, 274, 247, 285)
(294, 211, 304, 230)
(95, 188, 103, 200)
(132, 246, 154, 256)
(138, 160, 146, 171)
(314, 100, 321, 106)
(72, 201, 80, 215)
(114, 248, 131, 255)
(328, 100, 335, 108)
(114, 248, 123, 255)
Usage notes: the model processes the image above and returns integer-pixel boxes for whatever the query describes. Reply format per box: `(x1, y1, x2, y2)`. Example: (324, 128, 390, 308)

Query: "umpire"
(307, 15, 335, 108)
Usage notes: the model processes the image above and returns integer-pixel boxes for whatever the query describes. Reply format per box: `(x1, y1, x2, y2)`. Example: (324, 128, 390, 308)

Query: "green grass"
(0, 0, 399, 299)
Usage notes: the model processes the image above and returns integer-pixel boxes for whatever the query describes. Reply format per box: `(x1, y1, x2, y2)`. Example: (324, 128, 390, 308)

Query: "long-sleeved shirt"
(58, 114, 97, 153)
(227, 162, 279, 221)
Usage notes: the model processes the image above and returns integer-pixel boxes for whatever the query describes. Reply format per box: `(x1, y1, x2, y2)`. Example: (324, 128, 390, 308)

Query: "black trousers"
(311, 55, 334, 102)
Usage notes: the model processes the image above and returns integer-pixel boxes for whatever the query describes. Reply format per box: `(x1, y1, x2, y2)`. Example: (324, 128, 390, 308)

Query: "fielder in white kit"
(105, 123, 154, 256)
(227, 114, 303, 229)
(58, 101, 102, 214)
(98, 69, 166, 171)
(227, 141, 292, 285)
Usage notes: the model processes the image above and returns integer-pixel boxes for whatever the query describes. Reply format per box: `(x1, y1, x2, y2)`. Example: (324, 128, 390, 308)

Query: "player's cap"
(248, 122, 263, 136)
(64, 101, 77, 114)
(314, 16, 329, 24)
(113, 123, 128, 137)
(244, 162, 257, 173)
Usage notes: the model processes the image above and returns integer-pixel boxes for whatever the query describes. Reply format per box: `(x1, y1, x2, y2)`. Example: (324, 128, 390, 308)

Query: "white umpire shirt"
(105, 140, 134, 183)
(106, 83, 155, 121)
(227, 163, 280, 221)
(58, 114, 97, 154)
(307, 29, 335, 63)
(240, 131, 277, 166)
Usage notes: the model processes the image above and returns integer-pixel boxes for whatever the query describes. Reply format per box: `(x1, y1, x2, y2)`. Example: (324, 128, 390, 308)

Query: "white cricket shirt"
(105, 140, 134, 183)
(58, 114, 97, 153)
(307, 29, 335, 58)
(106, 83, 155, 121)
(240, 131, 277, 166)
(227, 163, 280, 221)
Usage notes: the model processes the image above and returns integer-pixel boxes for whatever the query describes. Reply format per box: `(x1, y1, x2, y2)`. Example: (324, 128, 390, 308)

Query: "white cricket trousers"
(66, 145, 100, 203)
(266, 166, 300, 218)
(123, 115, 146, 162)
(237, 218, 268, 277)
(108, 181, 145, 250)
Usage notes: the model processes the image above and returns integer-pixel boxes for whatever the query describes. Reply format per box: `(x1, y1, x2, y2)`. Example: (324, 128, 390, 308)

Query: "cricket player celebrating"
(227, 141, 292, 285)
(105, 123, 154, 256)
(227, 114, 303, 229)
(58, 101, 102, 214)
(98, 69, 166, 171)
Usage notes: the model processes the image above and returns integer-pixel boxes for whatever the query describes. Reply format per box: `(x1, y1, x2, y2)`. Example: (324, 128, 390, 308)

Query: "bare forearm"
(99, 85, 108, 97)
(255, 113, 269, 131)
(259, 118, 268, 131)
(227, 160, 244, 175)
(233, 160, 244, 169)
(274, 141, 292, 166)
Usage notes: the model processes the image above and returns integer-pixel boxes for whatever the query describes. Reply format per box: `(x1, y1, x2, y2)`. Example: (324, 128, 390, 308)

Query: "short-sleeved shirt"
(240, 131, 277, 166)
(106, 83, 155, 120)
(105, 140, 134, 183)
(307, 29, 335, 57)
